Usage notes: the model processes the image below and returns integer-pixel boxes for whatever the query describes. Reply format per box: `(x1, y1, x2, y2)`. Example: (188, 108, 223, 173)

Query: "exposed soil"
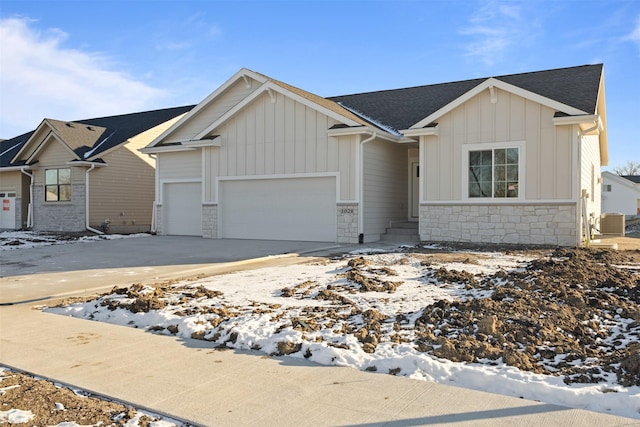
(5, 243, 640, 423)
(0, 368, 175, 426)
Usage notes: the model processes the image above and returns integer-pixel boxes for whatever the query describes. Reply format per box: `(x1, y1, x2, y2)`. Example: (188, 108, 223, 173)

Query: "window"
(45, 168, 71, 201)
(602, 184, 612, 192)
(468, 147, 519, 198)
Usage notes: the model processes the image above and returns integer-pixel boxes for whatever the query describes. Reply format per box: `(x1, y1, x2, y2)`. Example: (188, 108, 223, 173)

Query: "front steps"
(380, 221, 420, 242)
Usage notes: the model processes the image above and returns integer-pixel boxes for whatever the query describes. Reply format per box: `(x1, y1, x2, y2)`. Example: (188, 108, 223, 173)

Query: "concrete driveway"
(0, 235, 341, 305)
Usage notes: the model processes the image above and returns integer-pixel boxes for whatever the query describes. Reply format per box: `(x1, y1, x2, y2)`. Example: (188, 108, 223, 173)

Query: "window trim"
(462, 141, 525, 201)
(44, 167, 72, 202)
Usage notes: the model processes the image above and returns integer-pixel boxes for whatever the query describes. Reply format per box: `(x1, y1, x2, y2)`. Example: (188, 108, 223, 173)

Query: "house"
(142, 64, 608, 246)
(0, 106, 193, 233)
(601, 171, 640, 216)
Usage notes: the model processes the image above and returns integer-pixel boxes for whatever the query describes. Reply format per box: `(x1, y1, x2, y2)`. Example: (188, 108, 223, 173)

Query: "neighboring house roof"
(328, 64, 603, 133)
(602, 171, 640, 190)
(622, 175, 640, 184)
(1, 106, 194, 168)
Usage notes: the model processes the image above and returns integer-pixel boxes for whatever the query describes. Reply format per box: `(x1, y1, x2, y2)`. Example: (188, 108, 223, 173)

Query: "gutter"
(19, 168, 34, 228)
(85, 164, 104, 235)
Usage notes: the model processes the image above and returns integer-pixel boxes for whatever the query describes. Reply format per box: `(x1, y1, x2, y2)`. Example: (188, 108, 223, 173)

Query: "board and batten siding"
(163, 79, 260, 144)
(580, 134, 602, 221)
(202, 91, 357, 202)
(362, 139, 408, 240)
(422, 87, 574, 202)
(157, 150, 202, 180)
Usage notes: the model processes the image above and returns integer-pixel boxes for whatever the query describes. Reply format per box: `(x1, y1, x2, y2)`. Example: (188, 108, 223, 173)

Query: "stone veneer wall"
(33, 184, 86, 232)
(337, 203, 359, 243)
(202, 205, 217, 238)
(154, 205, 163, 235)
(420, 204, 577, 246)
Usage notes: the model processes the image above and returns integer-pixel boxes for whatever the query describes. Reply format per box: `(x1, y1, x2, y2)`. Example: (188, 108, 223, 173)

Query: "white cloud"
(627, 15, 640, 52)
(460, 2, 536, 66)
(0, 18, 168, 138)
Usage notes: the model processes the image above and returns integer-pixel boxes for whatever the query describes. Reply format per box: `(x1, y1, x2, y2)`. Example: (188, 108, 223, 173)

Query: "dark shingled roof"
(622, 175, 640, 184)
(328, 64, 603, 133)
(0, 105, 194, 168)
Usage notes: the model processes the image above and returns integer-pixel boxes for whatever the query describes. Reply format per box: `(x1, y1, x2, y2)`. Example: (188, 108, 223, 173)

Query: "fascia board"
(11, 119, 51, 162)
(140, 145, 198, 154)
(26, 128, 81, 164)
(145, 68, 267, 149)
(0, 166, 31, 172)
(66, 160, 107, 167)
(602, 171, 639, 190)
(195, 81, 363, 140)
(410, 78, 588, 129)
(401, 127, 438, 137)
(326, 126, 369, 137)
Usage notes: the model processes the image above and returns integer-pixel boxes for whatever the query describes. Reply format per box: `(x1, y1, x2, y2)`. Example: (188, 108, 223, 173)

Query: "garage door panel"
(219, 177, 336, 242)
(164, 183, 201, 236)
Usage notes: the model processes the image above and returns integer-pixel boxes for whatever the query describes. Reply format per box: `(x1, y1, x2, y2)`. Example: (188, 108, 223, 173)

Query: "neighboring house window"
(45, 168, 71, 201)
(467, 146, 520, 198)
(602, 184, 612, 192)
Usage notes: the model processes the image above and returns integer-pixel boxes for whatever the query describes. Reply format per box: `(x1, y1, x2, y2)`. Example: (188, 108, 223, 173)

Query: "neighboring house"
(601, 171, 640, 216)
(142, 64, 608, 246)
(0, 106, 192, 233)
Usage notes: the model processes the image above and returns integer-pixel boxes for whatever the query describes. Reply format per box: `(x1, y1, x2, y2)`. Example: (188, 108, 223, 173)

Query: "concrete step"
(384, 227, 419, 235)
(389, 221, 419, 229)
(380, 233, 421, 242)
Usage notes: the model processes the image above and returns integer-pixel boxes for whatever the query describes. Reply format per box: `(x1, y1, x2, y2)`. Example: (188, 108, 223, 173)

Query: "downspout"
(85, 164, 103, 235)
(357, 132, 377, 243)
(19, 168, 34, 228)
(147, 153, 158, 233)
(577, 119, 600, 247)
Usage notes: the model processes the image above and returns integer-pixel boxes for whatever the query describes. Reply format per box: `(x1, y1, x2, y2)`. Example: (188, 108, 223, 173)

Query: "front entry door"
(411, 162, 419, 218)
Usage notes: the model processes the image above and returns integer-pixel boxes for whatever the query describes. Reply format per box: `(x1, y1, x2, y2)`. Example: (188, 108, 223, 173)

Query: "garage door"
(219, 177, 336, 242)
(163, 182, 202, 236)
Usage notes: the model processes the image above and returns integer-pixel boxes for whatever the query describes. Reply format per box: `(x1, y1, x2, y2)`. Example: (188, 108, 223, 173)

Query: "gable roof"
(328, 64, 603, 133)
(622, 175, 640, 184)
(2, 106, 193, 168)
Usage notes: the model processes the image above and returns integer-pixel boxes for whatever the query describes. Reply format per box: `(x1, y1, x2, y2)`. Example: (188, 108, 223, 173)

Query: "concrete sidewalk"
(1, 238, 638, 426)
(1, 304, 636, 427)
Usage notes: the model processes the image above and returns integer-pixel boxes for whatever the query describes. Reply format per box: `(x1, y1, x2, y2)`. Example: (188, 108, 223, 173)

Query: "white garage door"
(163, 182, 202, 236)
(219, 177, 336, 242)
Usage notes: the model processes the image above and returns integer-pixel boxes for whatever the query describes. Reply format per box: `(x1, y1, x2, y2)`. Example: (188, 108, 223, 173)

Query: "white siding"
(158, 150, 201, 180)
(362, 139, 408, 240)
(602, 172, 640, 215)
(580, 134, 602, 216)
(204, 91, 356, 202)
(163, 79, 260, 143)
(422, 88, 576, 202)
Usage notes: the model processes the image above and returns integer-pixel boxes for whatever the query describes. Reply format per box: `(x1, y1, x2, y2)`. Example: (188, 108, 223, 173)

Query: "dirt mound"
(416, 248, 640, 385)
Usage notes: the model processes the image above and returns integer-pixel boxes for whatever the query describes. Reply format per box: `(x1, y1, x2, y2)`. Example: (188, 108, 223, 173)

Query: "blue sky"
(0, 0, 638, 170)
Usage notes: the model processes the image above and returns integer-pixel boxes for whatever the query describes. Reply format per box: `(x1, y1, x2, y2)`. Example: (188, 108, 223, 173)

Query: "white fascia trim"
(140, 145, 198, 154)
(196, 81, 363, 140)
(326, 126, 407, 143)
(401, 127, 438, 137)
(27, 132, 80, 164)
(214, 172, 341, 204)
(182, 137, 221, 148)
(145, 69, 267, 149)
(12, 120, 50, 162)
(553, 114, 602, 133)
(0, 166, 31, 172)
(411, 78, 588, 129)
(65, 161, 107, 167)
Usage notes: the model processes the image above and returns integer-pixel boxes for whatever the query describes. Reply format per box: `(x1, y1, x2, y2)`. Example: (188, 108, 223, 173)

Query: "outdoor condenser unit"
(600, 213, 625, 236)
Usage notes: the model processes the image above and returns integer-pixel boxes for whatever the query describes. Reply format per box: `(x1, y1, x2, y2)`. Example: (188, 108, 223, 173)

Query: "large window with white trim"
(45, 168, 71, 201)
(464, 142, 524, 199)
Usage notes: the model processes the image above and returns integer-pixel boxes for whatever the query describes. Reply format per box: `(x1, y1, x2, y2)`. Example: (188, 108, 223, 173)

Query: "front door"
(411, 162, 419, 218)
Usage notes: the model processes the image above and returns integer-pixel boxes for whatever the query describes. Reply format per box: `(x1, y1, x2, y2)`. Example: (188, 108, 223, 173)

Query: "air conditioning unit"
(600, 213, 625, 236)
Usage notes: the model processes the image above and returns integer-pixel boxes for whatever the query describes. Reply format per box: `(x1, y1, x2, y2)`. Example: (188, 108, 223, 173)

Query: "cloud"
(460, 2, 537, 66)
(627, 15, 640, 52)
(0, 18, 168, 138)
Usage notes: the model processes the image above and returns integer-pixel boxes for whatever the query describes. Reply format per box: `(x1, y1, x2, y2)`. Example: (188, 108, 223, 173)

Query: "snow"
(0, 409, 34, 424)
(0, 231, 150, 251)
(47, 250, 640, 420)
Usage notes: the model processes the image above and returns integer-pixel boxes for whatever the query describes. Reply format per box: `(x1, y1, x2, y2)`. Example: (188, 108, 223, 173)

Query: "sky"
(0, 0, 638, 171)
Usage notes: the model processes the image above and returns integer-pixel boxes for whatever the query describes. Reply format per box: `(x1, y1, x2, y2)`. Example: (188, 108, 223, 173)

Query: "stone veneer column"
(154, 204, 163, 235)
(337, 203, 359, 243)
(202, 205, 217, 238)
(420, 204, 577, 246)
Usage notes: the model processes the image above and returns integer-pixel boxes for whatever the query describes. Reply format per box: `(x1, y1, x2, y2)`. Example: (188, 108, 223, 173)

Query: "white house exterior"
(602, 171, 640, 216)
(142, 65, 608, 246)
